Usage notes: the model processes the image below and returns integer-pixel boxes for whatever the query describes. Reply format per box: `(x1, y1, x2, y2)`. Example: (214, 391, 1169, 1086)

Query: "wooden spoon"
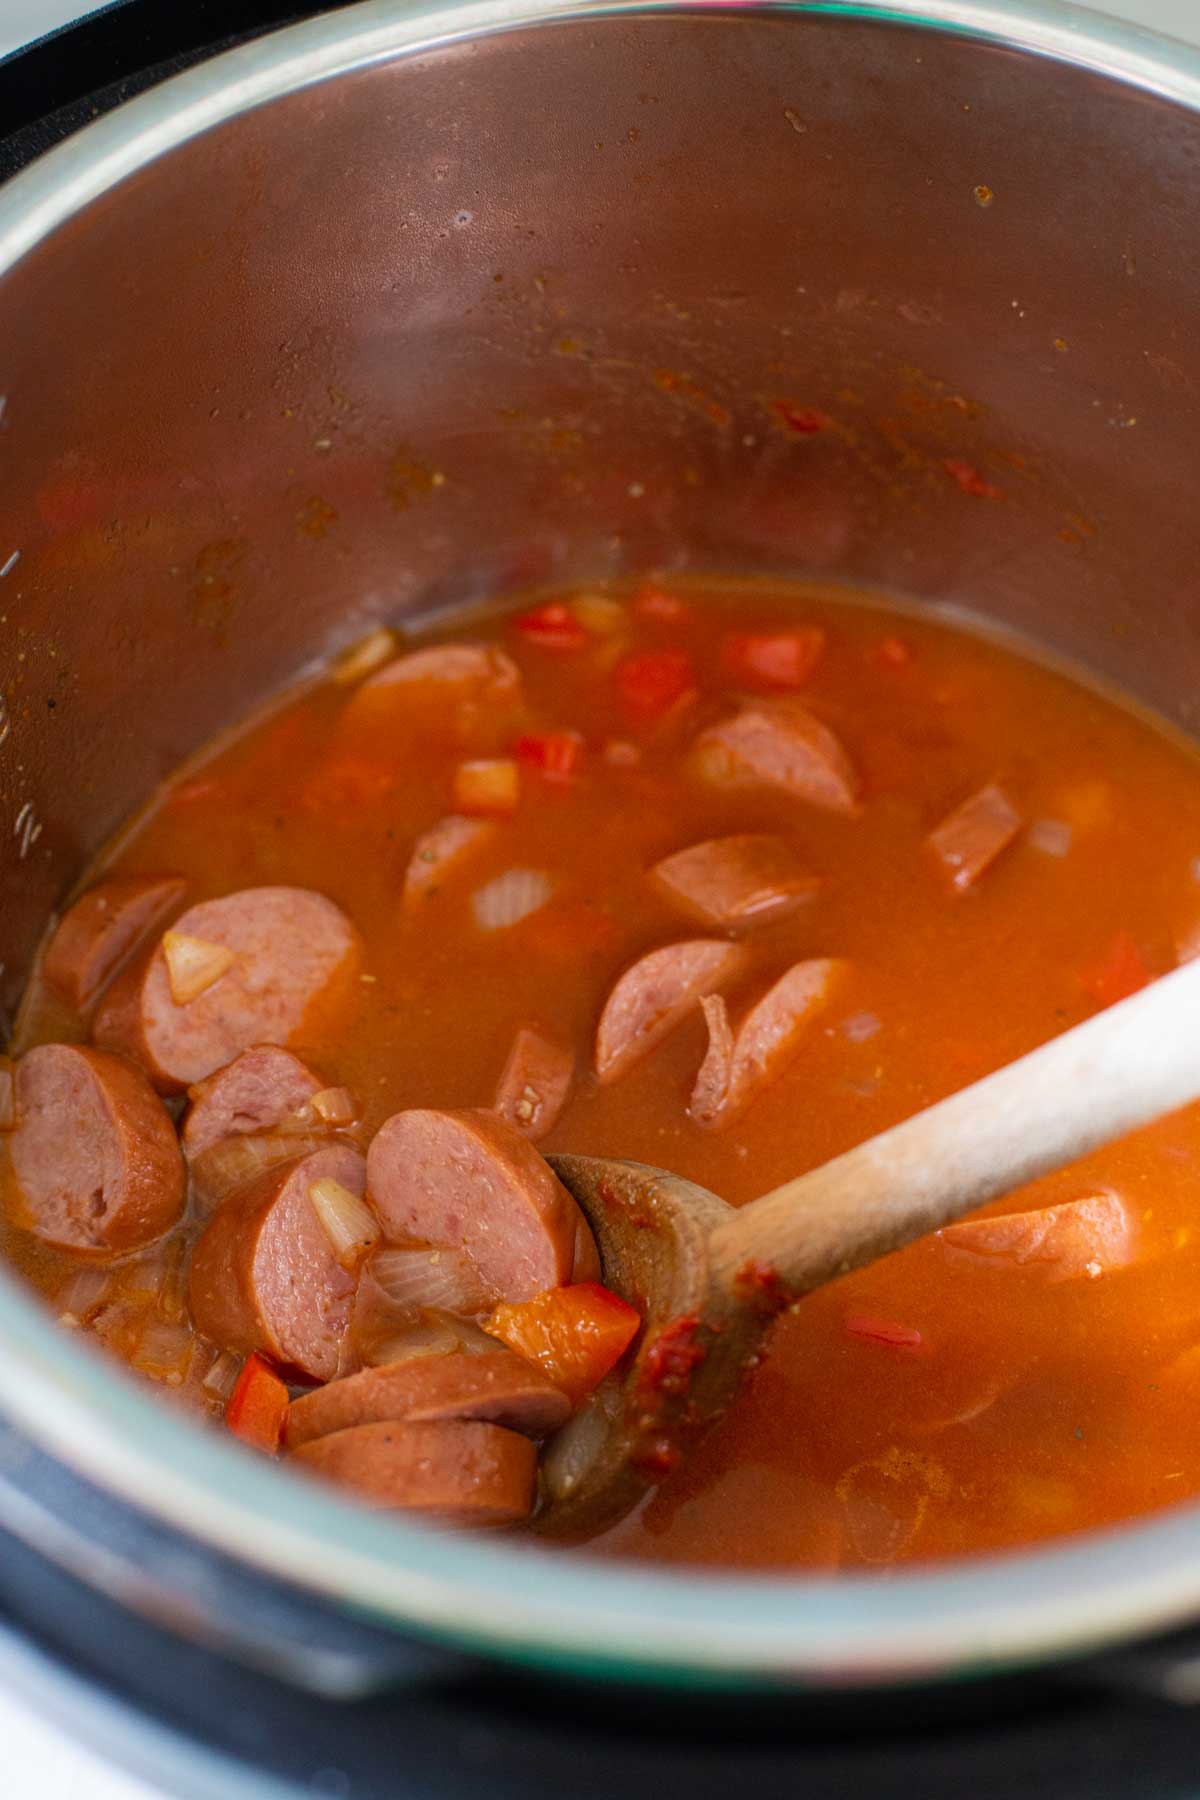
(538, 957, 1200, 1538)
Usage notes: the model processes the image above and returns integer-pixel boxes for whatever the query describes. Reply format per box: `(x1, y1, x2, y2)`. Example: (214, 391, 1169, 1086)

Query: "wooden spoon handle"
(707, 957, 1200, 1301)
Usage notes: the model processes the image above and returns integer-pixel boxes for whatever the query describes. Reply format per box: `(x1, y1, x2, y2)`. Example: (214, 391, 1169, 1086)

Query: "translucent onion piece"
(841, 1011, 881, 1044)
(365, 1309, 500, 1368)
(331, 626, 397, 685)
(201, 1348, 242, 1400)
(131, 1319, 195, 1383)
(276, 1086, 358, 1135)
(471, 868, 553, 932)
(363, 1318, 463, 1367)
(0, 1056, 14, 1131)
(435, 1310, 511, 1354)
(162, 931, 236, 1005)
(570, 593, 627, 635)
(191, 1131, 326, 1209)
(56, 1265, 110, 1326)
(308, 1178, 380, 1268)
(368, 1244, 492, 1317)
(310, 1086, 357, 1127)
(541, 1380, 620, 1501)
(1028, 818, 1073, 858)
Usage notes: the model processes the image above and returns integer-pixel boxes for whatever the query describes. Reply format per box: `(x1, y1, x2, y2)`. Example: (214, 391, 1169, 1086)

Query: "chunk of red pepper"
(225, 1353, 289, 1453)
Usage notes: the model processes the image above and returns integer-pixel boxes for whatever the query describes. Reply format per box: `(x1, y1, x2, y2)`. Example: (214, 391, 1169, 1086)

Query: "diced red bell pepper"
(616, 648, 696, 722)
(225, 1353, 289, 1453)
(486, 1282, 640, 1403)
(514, 602, 589, 651)
(1081, 930, 1153, 1009)
(845, 1312, 925, 1351)
(515, 731, 584, 782)
(634, 583, 690, 623)
(719, 628, 825, 690)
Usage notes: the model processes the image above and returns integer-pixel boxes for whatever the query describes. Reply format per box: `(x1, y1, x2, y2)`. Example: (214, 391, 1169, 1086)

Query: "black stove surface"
(0, 1522, 1196, 1800)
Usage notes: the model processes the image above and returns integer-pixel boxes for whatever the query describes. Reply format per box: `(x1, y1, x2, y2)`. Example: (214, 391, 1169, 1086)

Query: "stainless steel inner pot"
(1, 0, 1199, 1692)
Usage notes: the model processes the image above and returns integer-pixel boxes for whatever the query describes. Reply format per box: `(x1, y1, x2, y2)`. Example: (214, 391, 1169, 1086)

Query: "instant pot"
(3, 0, 1200, 1791)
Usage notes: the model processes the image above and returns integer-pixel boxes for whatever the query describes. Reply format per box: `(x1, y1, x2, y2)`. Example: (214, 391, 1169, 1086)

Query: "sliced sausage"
(188, 1143, 366, 1381)
(595, 939, 749, 1084)
(403, 815, 498, 906)
(291, 1418, 537, 1524)
(691, 700, 860, 814)
(690, 958, 845, 1128)
(927, 782, 1023, 891)
(361, 643, 521, 700)
(42, 875, 187, 1014)
(6, 1044, 184, 1252)
(285, 1349, 571, 1450)
(366, 1108, 597, 1301)
(182, 1047, 328, 1158)
(940, 1191, 1135, 1282)
(94, 886, 361, 1092)
(343, 644, 523, 746)
(650, 834, 819, 932)
(493, 1026, 574, 1142)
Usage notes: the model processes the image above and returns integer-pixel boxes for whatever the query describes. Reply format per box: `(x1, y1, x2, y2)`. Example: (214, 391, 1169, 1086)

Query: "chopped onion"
(368, 1244, 491, 1317)
(277, 1086, 358, 1135)
(841, 1011, 881, 1044)
(364, 1317, 463, 1367)
(201, 1348, 242, 1400)
(131, 1319, 194, 1382)
(331, 626, 397, 685)
(308, 1178, 380, 1268)
(366, 1309, 499, 1367)
(191, 1130, 326, 1209)
(603, 740, 641, 768)
(541, 1385, 617, 1501)
(310, 1086, 357, 1127)
(570, 593, 627, 635)
(471, 868, 553, 932)
(0, 1056, 13, 1132)
(162, 931, 236, 1005)
(453, 758, 520, 817)
(56, 1265, 109, 1326)
(1029, 818, 1073, 858)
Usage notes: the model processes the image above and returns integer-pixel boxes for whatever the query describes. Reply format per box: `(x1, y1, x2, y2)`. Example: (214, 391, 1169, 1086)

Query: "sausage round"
(181, 1046, 327, 1158)
(366, 1107, 597, 1301)
(594, 938, 749, 1084)
(42, 875, 187, 1014)
(692, 700, 860, 814)
(649, 835, 818, 932)
(492, 1026, 574, 1143)
(284, 1348, 571, 1450)
(291, 1418, 537, 1523)
(187, 1143, 366, 1381)
(94, 886, 361, 1092)
(6, 1044, 184, 1252)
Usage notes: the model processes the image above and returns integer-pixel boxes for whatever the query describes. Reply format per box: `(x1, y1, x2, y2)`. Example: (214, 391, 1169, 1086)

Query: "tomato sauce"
(8, 577, 1200, 1570)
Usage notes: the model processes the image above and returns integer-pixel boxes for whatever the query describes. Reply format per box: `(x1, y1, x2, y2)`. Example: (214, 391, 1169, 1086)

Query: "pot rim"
(3, 0, 1200, 1686)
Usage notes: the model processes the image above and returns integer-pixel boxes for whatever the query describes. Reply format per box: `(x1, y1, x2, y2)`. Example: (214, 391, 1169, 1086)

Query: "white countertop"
(1, 0, 1199, 1793)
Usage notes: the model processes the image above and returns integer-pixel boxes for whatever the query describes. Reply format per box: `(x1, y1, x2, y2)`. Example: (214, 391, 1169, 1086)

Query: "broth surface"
(8, 579, 1200, 1570)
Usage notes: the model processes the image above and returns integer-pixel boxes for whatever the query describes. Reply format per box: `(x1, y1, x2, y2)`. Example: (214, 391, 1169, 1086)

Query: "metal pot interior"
(0, 0, 1199, 1685)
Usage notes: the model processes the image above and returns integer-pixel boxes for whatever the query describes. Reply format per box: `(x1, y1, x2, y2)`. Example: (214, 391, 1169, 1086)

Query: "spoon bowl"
(537, 956, 1200, 1536)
